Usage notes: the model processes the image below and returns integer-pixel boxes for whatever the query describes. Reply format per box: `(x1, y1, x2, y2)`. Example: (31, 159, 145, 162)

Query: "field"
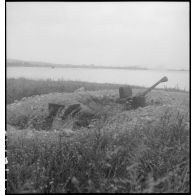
(6, 78, 186, 104)
(6, 78, 190, 193)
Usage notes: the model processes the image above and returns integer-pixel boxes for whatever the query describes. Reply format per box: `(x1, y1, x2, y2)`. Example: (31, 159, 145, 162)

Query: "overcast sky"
(7, 2, 189, 69)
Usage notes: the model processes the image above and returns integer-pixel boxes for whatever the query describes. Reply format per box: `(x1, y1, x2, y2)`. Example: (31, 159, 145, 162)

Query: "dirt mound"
(6, 89, 189, 133)
(104, 104, 189, 136)
(6, 90, 121, 131)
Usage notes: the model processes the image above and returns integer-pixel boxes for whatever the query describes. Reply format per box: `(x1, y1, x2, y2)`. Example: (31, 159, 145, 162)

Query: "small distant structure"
(74, 87, 85, 92)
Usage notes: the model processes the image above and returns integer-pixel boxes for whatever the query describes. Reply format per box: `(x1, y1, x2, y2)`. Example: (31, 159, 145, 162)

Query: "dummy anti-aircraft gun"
(118, 76, 168, 109)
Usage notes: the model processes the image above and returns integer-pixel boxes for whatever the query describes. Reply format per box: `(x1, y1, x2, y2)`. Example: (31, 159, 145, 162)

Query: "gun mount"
(119, 76, 168, 109)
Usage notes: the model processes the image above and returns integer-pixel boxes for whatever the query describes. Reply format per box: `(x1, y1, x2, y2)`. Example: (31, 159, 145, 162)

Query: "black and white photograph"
(5, 1, 190, 193)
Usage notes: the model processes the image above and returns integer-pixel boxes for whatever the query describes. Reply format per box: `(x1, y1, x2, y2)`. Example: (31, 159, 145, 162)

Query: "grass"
(6, 78, 187, 104)
(7, 110, 189, 193)
(6, 78, 190, 193)
(6, 78, 122, 104)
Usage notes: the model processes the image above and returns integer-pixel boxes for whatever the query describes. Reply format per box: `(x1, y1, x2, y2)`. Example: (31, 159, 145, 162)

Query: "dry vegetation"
(6, 78, 190, 193)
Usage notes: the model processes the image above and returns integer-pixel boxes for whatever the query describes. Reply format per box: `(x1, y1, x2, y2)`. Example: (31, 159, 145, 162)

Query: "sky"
(6, 2, 189, 69)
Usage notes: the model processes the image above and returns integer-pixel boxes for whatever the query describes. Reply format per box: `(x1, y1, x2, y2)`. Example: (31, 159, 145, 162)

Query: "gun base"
(132, 96, 146, 109)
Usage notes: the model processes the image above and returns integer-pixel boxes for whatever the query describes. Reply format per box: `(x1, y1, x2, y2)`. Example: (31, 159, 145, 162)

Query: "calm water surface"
(7, 67, 189, 91)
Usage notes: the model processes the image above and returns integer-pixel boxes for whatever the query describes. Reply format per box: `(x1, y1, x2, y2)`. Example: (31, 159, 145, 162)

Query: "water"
(7, 67, 189, 91)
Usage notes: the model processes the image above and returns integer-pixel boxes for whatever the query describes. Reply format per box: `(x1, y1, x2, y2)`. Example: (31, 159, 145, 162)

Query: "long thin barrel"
(141, 76, 168, 96)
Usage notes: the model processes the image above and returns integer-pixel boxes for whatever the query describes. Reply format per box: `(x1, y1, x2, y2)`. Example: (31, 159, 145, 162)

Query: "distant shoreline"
(6, 59, 189, 72)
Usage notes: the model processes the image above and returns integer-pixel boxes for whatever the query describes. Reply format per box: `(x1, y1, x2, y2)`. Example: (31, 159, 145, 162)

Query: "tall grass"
(7, 111, 189, 193)
(6, 78, 122, 104)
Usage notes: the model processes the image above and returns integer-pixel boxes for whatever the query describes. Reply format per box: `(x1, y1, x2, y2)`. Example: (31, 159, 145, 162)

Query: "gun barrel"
(141, 76, 168, 96)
